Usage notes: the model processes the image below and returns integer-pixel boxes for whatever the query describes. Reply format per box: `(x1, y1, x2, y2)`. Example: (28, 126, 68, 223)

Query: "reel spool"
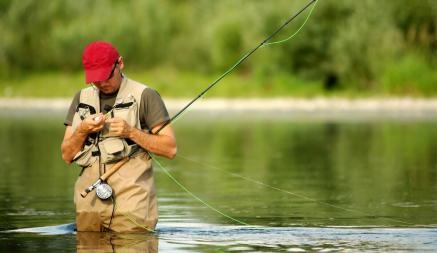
(96, 183, 113, 200)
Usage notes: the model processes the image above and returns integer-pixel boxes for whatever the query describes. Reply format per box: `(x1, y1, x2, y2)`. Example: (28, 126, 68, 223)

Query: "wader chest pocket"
(98, 138, 126, 163)
(73, 147, 97, 168)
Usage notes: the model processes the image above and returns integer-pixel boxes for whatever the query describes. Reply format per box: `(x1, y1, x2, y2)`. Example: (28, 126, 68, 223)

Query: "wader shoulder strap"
(117, 78, 147, 129)
(80, 86, 100, 114)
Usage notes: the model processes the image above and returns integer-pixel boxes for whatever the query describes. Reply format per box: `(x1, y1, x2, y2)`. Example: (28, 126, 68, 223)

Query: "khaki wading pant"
(74, 152, 158, 232)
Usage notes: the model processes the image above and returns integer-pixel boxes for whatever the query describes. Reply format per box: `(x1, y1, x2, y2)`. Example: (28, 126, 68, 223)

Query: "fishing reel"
(80, 157, 129, 200)
(95, 182, 113, 200)
(81, 178, 114, 200)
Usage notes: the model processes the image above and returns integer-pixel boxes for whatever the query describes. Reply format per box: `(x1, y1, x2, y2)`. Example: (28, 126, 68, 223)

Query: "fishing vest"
(71, 78, 147, 167)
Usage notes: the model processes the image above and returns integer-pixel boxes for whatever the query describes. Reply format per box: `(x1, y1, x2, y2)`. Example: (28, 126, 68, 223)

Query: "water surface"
(0, 110, 435, 252)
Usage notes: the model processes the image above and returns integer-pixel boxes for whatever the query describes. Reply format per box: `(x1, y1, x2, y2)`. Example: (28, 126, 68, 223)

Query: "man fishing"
(61, 41, 177, 232)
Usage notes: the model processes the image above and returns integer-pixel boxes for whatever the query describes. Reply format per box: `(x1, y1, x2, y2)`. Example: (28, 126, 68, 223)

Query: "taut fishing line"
(149, 0, 320, 226)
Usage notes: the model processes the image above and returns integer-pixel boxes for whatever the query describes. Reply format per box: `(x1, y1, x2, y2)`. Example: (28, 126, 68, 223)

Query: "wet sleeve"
(64, 91, 81, 126)
(139, 88, 170, 130)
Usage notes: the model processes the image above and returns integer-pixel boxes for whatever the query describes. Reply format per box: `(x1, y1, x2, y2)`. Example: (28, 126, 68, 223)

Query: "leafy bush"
(0, 0, 436, 95)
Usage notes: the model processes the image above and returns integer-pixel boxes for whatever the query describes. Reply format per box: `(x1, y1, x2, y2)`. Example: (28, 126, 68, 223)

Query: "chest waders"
(71, 78, 158, 232)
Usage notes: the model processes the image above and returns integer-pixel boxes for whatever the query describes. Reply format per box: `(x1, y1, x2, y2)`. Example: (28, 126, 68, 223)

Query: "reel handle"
(80, 157, 130, 198)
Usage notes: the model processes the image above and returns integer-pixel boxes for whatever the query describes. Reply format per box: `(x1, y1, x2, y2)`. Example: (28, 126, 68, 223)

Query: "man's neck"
(99, 89, 119, 98)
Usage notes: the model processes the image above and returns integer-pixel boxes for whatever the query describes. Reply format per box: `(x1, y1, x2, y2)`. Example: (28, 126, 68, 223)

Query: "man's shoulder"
(126, 78, 149, 89)
(141, 86, 163, 99)
(72, 90, 81, 102)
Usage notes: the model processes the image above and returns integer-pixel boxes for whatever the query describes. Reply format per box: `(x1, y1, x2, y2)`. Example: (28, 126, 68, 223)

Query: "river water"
(0, 110, 435, 252)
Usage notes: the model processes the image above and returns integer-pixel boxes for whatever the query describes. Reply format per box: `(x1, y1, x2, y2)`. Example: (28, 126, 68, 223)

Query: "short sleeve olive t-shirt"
(64, 86, 170, 131)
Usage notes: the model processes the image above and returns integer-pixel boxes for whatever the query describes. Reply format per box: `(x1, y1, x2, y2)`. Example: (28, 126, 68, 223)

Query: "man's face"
(92, 59, 124, 94)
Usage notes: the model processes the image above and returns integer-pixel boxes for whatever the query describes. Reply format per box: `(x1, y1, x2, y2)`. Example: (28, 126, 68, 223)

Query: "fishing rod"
(154, 0, 318, 134)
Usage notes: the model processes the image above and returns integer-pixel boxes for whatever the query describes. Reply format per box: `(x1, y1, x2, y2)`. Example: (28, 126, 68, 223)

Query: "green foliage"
(391, 0, 437, 53)
(211, 18, 244, 71)
(0, 0, 436, 96)
(328, 1, 402, 90)
(380, 52, 437, 96)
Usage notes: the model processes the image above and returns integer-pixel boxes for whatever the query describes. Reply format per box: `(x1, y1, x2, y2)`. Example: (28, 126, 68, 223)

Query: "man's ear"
(118, 56, 124, 70)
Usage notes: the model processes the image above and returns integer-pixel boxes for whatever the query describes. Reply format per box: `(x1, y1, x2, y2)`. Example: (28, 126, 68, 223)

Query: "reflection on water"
(77, 232, 158, 253)
(0, 111, 436, 252)
(4, 222, 437, 252)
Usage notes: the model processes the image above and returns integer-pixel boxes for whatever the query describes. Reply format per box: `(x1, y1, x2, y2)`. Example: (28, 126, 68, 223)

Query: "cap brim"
(85, 66, 113, 84)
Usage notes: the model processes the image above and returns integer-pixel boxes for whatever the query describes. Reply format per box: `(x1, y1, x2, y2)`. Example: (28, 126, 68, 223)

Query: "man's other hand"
(106, 117, 132, 138)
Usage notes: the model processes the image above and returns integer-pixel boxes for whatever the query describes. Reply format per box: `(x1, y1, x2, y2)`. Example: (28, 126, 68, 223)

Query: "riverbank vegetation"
(0, 0, 435, 98)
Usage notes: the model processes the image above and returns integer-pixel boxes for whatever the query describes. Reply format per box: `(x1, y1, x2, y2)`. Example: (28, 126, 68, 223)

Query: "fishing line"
(152, 155, 250, 226)
(176, 153, 413, 226)
(262, 0, 318, 47)
(148, 0, 319, 226)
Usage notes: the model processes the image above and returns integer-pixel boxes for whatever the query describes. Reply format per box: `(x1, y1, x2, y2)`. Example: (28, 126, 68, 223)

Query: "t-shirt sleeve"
(64, 91, 81, 126)
(140, 88, 170, 130)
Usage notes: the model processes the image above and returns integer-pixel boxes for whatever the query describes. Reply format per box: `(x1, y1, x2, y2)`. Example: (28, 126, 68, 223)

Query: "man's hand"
(106, 117, 132, 138)
(77, 113, 105, 135)
(61, 113, 104, 164)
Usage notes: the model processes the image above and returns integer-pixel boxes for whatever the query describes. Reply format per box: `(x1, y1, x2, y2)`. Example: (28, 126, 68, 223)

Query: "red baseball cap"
(82, 41, 120, 84)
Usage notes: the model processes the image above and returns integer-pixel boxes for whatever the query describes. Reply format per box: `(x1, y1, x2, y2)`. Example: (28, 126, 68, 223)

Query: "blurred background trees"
(0, 0, 435, 95)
